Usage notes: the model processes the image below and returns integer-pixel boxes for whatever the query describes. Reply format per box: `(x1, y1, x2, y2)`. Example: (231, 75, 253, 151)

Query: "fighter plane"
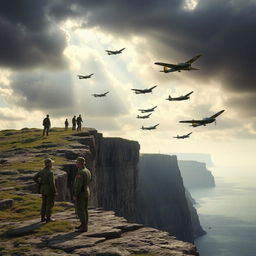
(131, 85, 157, 94)
(173, 132, 192, 139)
(166, 91, 194, 101)
(136, 113, 152, 119)
(138, 106, 157, 113)
(141, 124, 159, 130)
(92, 91, 109, 97)
(105, 48, 125, 55)
(179, 110, 225, 127)
(155, 54, 201, 73)
(77, 74, 94, 79)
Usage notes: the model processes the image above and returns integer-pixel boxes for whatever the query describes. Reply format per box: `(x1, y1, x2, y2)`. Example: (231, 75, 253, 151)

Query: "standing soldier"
(73, 157, 91, 232)
(72, 116, 77, 130)
(33, 158, 56, 222)
(65, 119, 69, 130)
(43, 114, 51, 136)
(76, 114, 83, 131)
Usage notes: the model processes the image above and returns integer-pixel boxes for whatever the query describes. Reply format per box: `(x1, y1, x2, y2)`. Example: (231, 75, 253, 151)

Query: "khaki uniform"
(33, 168, 56, 220)
(73, 167, 91, 226)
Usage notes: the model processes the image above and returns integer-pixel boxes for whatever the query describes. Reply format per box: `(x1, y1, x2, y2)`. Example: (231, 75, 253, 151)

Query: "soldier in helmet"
(73, 157, 92, 232)
(76, 114, 83, 131)
(33, 158, 57, 222)
(42, 114, 51, 136)
(72, 116, 77, 130)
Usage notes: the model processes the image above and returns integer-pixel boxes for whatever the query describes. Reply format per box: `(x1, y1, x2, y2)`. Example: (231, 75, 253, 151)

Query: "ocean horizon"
(193, 166, 256, 256)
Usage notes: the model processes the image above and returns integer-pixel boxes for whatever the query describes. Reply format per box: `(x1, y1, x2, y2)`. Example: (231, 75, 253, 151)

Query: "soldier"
(33, 158, 57, 222)
(72, 116, 76, 130)
(65, 119, 69, 130)
(76, 114, 83, 131)
(43, 114, 51, 136)
(73, 157, 92, 232)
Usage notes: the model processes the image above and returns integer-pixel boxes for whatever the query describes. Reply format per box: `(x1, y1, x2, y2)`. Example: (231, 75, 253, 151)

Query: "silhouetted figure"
(72, 116, 77, 130)
(77, 114, 83, 131)
(43, 114, 51, 136)
(65, 119, 69, 130)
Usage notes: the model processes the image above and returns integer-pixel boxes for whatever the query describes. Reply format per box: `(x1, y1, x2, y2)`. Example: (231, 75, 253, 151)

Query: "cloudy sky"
(0, 0, 256, 167)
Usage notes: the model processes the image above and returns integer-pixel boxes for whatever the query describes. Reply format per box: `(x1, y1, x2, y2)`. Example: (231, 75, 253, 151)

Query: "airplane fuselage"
(167, 96, 190, 101)
(137, 114, 151, 119)
(164, 63, 192, 73)
(139, 107, 157, 113)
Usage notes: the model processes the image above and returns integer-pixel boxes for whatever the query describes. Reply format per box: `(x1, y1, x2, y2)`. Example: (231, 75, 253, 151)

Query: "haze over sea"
(193, 165, 256, 256)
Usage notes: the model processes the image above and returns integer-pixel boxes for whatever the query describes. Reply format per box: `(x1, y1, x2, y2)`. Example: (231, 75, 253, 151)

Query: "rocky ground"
(0, 128, 199, 255)
(0, 209, 198, 256)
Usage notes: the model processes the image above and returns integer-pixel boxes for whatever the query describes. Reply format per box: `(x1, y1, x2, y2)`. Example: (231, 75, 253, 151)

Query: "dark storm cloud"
(9, 71, 75, 116)
(0, 0, 68, 69)
(2, 0, 256, 116)
(49, 0, 256, 115)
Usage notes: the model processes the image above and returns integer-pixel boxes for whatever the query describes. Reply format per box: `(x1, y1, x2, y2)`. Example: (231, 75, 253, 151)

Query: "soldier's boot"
(41, 216, 46, 222)
(77, 223, 87, 232)
(46, 217, 56, 223)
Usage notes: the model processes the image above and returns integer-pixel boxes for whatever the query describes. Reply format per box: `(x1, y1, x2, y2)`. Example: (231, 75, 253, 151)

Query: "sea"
(192, 165, 256, 256)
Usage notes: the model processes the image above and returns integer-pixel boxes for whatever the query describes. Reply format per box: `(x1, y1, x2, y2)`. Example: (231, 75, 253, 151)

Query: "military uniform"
(72, 116, 76, 130)
(76, 115, 83, 131)
(43, 115, 51, 136)
(65, 119, 69, 130)
(73, 167, 91, 230)
(33, 166, 56, 222)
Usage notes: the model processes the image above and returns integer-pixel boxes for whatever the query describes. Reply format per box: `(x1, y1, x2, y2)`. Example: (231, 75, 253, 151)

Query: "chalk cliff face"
(178, 160, 215, 189)
(136, 154, 195, 243)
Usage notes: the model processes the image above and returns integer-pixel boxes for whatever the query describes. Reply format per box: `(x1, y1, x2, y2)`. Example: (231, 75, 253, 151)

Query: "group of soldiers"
(33, 156, 91, 232)
(42, 114, 84, 136)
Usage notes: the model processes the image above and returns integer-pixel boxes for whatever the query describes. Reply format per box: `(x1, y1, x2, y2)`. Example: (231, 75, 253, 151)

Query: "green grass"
(1, 155, 67, 171)
(34, 220, 73, 236)
(1, 246, 31, 256)
(0, 192, 68, 222)
(0, 128, 76, 152)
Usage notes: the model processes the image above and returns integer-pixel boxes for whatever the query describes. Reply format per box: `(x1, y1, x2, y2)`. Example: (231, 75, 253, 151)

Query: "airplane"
(137, 113, 152, 119)
(131, 85, 157, 94)
(166, 91, 194, 101)
(179, 110, 225, 127)
(92, 91, 109, 97)
(141, 124, 159, 130)
(105, 48, 125, 55)
(138, 106, 157, 113)
(77, 73, 94, 79)
(155, 54, 201, 73)
(173, 132, 192, 139)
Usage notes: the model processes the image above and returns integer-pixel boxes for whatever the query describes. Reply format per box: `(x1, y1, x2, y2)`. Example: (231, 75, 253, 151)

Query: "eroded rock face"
(178, 160, 215, 189)
(136, 154, 194, 243)
(95, 138, 140, 222)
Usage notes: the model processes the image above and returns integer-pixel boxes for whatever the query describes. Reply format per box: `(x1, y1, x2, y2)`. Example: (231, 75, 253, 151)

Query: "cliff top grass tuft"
(0, 192, 69, 222)
(0, 127, 76, 152)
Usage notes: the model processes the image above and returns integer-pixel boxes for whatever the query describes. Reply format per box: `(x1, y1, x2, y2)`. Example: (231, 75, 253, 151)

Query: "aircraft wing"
(210, 110, 225, 119)
(185, 91, 194, 97)
(154, 62, 180, 69)
(131, 89, 143, 92)
(186, 54, 201, 64)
